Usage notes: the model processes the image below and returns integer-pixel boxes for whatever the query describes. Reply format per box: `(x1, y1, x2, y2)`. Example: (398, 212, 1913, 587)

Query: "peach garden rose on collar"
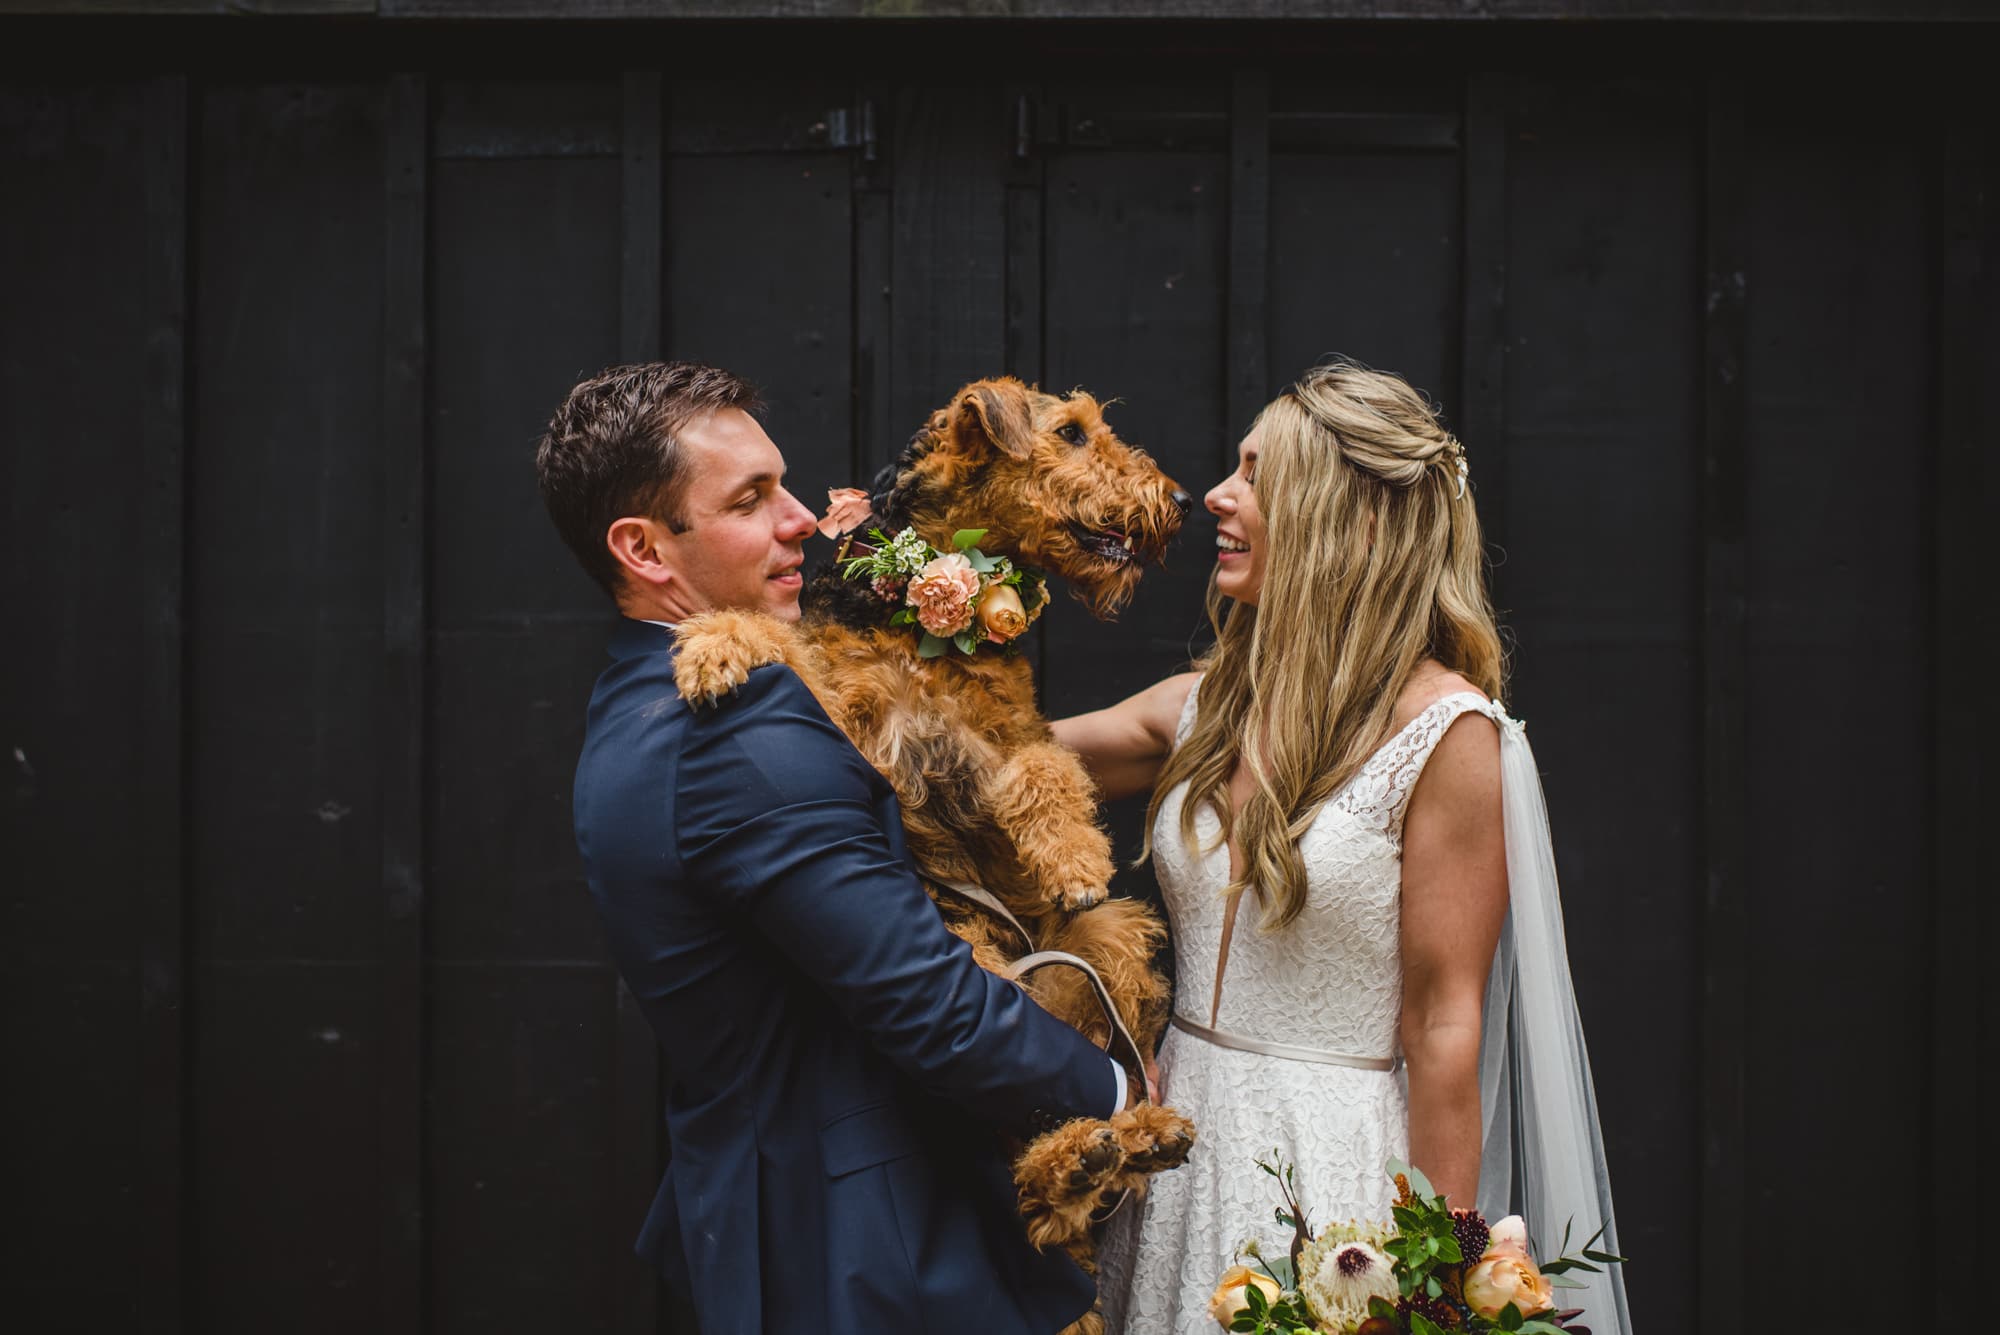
(906, 552, 981, 637)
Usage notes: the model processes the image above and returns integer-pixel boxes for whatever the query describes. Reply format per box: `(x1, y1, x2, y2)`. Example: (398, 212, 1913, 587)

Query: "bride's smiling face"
(1206, 428, 1265, 605)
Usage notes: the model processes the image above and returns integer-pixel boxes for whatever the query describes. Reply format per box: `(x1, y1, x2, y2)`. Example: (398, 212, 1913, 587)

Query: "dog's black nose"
(1170, 488, 1193, 514)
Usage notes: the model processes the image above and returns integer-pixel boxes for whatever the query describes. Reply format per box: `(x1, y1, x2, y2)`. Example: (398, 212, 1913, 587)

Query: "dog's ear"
(948, 379, 1038, 459)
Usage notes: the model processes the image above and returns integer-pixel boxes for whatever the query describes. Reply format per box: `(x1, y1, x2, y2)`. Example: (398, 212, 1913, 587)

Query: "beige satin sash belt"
(1170, 1014, 1398, 1072)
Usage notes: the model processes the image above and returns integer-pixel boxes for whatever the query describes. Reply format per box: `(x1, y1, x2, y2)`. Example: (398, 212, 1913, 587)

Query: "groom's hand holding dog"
(538, 362, 1133, 1335)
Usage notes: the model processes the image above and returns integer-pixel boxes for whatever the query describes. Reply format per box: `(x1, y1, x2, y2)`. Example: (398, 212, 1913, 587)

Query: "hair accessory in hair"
(1449, 441, 1470, 500)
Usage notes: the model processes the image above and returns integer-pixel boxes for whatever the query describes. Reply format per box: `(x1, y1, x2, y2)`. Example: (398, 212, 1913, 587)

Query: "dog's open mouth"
(1072, 523, 1141, 566)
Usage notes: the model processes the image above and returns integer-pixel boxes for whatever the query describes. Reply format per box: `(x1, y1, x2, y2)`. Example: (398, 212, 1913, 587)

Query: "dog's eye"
(1058, 423, 1088, 447)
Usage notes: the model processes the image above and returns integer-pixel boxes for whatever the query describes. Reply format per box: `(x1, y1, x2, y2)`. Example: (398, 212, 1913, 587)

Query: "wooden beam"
(7, 0, 2000, 15)
(1225, 68, 1269, 452)
(1696, 71, 1747, 1324)
(136, 72, 188, 1335)
(379, 70, 429, 1335)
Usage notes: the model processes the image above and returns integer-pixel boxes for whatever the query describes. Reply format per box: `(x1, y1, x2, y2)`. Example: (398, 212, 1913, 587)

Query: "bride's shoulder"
(1390, 661, 1490, 735)
(1143, 670, 1203, 746)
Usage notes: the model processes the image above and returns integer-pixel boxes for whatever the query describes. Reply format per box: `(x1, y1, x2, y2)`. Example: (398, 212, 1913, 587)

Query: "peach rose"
(1463, 1253, 1555, 1320)
(1485, 1214, 1531, 1258)
(817, 487, 873, 539)
(906, 552, 980, 637)
(976, 582, 1028, 642)
(1206, 1265, 1280, 1329)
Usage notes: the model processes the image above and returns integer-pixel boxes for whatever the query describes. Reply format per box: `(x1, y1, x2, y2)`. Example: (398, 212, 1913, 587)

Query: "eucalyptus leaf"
(889, 608, 916, 626)
(917, 633, 947, 659)
(1425, 1276, 1442, 1299)
(1518, 1322, 1569, 1334)
(1498, 1301, 1525, 1331)
(951, 528, 988, 550)
(963, 548, 997, 574)
(1548, 1274, 1587, 1289)
(953, 631, 978, 655)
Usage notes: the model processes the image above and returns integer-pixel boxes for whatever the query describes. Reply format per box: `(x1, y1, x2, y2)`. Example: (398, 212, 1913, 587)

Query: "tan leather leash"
(925, 877, 1148, 1084)
(925, 876, 1149, 1221)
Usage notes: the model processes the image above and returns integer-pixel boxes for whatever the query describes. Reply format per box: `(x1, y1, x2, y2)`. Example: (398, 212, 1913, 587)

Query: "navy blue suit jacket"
(572, 618, 1116, 1334)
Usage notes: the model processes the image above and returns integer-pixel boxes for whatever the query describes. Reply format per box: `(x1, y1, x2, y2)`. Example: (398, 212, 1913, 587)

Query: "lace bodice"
(1153, 678, 1508, 1059)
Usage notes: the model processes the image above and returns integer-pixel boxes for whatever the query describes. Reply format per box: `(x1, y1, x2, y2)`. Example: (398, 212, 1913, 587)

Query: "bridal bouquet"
(1209, 1156, 1624, 1335)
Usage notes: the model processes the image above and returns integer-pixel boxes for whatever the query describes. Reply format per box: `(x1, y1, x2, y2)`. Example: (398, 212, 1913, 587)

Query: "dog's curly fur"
(674, 378, 1197, 1332)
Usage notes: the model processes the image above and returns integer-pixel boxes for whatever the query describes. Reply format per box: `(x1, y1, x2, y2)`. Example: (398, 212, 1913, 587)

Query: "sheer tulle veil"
(1475, 712, 1633, 1335)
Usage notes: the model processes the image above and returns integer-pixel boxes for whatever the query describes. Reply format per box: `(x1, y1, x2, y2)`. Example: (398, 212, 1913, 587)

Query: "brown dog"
(673, 378, 1195, 1329)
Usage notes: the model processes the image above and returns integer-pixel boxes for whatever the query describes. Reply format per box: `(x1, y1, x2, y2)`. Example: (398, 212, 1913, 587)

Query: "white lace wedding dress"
(1098, 679, 1511, 1334)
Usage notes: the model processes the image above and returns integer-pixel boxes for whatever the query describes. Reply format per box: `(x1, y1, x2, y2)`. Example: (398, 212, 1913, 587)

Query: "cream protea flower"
(1296, 1221, 1397, 1333)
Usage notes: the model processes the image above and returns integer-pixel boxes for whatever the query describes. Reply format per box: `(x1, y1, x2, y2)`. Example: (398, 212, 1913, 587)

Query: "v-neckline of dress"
(1198, 689, 1491, 1027)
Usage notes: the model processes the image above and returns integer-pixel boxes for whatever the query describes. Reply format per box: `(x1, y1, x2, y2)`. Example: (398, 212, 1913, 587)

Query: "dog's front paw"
(1055, 882, 1108, 911)
(672, 610, 799, 707)
(1109, 1102, 1195, 1176)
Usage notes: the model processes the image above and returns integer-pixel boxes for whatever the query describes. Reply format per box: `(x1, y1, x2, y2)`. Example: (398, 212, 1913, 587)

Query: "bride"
(1053, 362, 1628, 1334)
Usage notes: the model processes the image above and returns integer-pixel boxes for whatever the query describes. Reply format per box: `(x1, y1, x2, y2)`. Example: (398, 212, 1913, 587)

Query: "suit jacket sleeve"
(675, 663, 1117, 1130)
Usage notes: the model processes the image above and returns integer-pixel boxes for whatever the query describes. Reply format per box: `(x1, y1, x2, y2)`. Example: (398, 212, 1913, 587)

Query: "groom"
(537, 361, 1130, 1335)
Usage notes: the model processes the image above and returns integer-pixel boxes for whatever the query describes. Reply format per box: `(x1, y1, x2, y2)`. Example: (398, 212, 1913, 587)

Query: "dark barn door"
(2, 19, 1992, 1335)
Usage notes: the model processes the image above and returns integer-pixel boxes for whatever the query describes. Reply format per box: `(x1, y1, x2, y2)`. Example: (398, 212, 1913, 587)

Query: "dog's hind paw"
(672, 610, 801, 707)
(1014, 1120, 1127, 1250)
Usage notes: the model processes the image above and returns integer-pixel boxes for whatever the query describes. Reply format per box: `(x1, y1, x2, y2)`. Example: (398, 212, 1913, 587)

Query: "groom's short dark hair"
(535, 360, 763, 595)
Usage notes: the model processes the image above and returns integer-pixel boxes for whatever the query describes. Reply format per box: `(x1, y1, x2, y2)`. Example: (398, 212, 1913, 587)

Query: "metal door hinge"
(813, 101, 878, 163)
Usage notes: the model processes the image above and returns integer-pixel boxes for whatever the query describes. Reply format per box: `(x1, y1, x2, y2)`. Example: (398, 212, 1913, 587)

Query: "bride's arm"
(1048, 671, 1201, 802)
(1399, 714, 1509, 1208)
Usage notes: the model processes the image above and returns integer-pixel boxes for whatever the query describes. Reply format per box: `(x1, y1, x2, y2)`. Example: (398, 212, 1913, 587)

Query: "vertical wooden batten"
(613, 68, 665, 1335)
(1003, 83, 1047, 696)
(852, 80, 893, 484)
(1458, 74, 1509, 616)
(379, 71, 430, 1335)
(1224, 68, 1269, 456)
(1696, 71, 1748, 1324)
(1928, 111, 1985, 1319)
(139, 72, 190, 1335)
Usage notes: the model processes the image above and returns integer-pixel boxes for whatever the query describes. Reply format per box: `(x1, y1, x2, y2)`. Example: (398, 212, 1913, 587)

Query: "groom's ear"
(606, 515, 679, 592)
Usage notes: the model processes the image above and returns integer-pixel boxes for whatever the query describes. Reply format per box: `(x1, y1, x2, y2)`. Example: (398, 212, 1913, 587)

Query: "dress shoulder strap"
(1350, 690, 1509, 844)
(1173, 673, 1204, 749)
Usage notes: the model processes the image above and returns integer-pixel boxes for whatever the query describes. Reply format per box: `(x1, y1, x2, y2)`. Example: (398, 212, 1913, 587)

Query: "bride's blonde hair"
(1142, 361, 1505, 931)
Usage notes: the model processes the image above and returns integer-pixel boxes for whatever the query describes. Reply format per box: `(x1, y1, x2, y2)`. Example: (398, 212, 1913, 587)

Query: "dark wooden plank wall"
(2, 22, 1991, 1335)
